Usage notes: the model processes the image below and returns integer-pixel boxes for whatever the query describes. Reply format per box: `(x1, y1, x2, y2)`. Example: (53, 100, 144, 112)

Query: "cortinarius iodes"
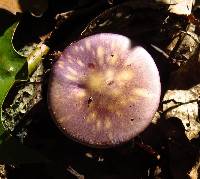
(48, 33, 161, 148)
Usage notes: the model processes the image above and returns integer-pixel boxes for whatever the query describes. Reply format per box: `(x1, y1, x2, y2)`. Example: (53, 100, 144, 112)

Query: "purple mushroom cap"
(48, 33, 161, 148)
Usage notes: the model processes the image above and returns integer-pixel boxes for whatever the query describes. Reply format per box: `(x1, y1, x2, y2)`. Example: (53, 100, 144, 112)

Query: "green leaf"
(0, 23, 50, 164)
(0, 23, 26, 139)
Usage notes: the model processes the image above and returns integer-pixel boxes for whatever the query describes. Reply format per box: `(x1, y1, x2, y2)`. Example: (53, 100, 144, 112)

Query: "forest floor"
(0, 0, 199, 179)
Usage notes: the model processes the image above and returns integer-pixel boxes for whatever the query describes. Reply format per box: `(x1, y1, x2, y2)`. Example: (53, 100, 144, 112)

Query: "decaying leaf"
(156, 0, 195, 15)
(163, 88, 200, 140)
(0, 0, 48, 17)
(0, 0, 22, 14)
(188, 158, 200, 179)
(0, 164, 7, 178)
(166, 23, 199, 67)
(168, 0, 195, 15)
(163, 45, 200, 140)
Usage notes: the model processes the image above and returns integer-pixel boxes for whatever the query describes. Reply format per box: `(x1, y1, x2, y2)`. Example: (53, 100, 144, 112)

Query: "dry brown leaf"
(169, 0, 195, 15)
(163, 87, 200, 140)
(0, 0, 22, 14)
(163, 48, 200, 140)
(156, 0, 195, 15)
(0, 0, 48, 17)
(188, 158, 200, 179)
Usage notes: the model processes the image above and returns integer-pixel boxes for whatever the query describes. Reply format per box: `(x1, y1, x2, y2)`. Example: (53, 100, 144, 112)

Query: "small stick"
(66, 166, 85, 179)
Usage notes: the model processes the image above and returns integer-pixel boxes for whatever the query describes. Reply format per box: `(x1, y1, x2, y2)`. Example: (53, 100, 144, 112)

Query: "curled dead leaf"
(0, 0, 22, 14)
(0, 0, 48, 17)
(163, 49, 200, 140)
(188, 158, 200, 179)
(156, 0, 195, 15)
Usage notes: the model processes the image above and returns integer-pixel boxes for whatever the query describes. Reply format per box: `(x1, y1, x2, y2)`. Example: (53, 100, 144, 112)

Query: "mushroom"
(48, 33, 161, 148)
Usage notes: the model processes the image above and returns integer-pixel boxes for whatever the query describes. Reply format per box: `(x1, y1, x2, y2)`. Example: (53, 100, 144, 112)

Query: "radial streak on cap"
(97, 46, 105, 65)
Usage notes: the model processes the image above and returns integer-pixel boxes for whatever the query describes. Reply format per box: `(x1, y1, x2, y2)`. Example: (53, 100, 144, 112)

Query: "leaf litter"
(0, 0, 200, 179)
